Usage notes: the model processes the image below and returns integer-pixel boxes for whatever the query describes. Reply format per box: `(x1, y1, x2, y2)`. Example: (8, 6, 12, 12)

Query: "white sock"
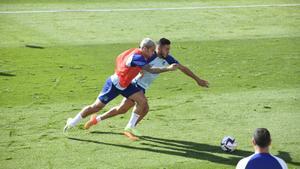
(69, 113, 82, 127)
(126, 112, 140, 128)
(96, 115, 102, 122)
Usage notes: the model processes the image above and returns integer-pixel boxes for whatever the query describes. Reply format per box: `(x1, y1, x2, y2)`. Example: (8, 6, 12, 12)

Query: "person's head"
(252, 128, 272, 152)
(157, 38, 171, 58)
(139, 38, 156, 58)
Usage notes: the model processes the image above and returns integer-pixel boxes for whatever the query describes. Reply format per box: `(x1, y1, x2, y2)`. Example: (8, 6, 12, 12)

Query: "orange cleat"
(84, 114, 98, 129)
(123, 131, 139, 141)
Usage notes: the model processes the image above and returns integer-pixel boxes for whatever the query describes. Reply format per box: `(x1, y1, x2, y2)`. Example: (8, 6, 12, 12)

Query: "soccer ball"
(220, 136, 238, 152)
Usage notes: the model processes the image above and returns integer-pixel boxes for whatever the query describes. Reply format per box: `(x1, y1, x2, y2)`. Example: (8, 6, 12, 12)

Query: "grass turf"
(0, 0, 299, 169)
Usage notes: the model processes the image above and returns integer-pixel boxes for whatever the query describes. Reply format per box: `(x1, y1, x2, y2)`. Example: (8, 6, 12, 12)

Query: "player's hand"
(197, 79, 209, 88)
(167, 63, 179, 71)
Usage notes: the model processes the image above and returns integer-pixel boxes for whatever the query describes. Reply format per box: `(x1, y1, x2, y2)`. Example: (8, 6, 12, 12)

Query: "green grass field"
(0, 0, 300, 168)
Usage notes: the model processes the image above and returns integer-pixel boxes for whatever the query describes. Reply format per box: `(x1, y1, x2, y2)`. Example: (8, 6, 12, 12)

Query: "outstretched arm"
(142, 63, 178, 74)
(178, 64, 209, 88)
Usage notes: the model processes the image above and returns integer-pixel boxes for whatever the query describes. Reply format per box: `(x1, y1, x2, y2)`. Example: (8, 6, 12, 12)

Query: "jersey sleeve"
(274, 156, 288, 169)
(126, 54, 147, 67)
(165, 55, 180, 64)
(236, 157, 250, 169)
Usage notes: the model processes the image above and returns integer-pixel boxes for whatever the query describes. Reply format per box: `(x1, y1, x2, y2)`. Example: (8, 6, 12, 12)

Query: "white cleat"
(63, 118, 73, 133)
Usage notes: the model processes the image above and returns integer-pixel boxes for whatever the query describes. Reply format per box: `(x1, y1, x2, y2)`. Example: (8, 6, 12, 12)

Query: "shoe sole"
(124, 131, 139, 141)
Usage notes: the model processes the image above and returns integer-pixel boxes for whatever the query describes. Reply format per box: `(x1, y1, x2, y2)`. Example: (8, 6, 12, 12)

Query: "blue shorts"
(135, 83, 146, 94)
(98, 77, 142, 104)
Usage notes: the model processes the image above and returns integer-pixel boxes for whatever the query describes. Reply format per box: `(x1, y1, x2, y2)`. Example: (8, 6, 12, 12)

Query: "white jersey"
(133, 54, 179, 90)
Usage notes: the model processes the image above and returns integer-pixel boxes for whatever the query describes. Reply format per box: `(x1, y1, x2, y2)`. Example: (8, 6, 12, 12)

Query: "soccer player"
(236, 128, 288, 169)
(84, 38, 209, 140)
(63, 38, 178, 132)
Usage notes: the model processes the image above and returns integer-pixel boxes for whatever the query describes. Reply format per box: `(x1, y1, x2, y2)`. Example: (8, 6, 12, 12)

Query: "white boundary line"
(0, 3, 299, 14)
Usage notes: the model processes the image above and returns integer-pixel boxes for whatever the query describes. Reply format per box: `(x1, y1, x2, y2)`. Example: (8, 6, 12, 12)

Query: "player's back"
(236, 153, 288, 169)
(114, 48, 147, 88)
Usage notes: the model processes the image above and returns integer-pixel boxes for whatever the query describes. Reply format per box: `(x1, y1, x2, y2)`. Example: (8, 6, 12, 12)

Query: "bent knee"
(137, 97, 148, 106)
(143, 104, 149, 113)
(139, 101, 149, 113)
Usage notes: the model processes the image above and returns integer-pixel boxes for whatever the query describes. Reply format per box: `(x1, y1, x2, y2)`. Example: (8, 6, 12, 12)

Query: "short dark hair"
(253, 128, 271, 148)
(158, 38, 171, 46)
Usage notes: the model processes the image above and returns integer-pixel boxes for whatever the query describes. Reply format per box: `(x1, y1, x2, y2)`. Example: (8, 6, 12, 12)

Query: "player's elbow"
(147, 69, 158, 74)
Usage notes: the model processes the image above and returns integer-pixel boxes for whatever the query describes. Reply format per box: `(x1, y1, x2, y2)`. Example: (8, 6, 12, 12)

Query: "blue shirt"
(236, 153, 288, 169)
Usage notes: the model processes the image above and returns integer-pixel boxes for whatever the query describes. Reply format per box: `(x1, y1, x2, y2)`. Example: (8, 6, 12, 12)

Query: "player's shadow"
(0, 71, 15, 77)
(68, 131, 299, 166)
(276, 151, 300, 166)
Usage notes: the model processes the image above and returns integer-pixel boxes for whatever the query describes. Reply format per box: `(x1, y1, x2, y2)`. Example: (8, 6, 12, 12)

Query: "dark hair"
(253, 128, 271, 148)
(158, 38, 171, 46)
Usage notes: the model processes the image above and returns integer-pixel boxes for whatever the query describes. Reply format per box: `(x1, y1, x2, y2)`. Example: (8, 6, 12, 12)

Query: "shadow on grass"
(68, 131, 299, 166)
(0, 71, 15, 76)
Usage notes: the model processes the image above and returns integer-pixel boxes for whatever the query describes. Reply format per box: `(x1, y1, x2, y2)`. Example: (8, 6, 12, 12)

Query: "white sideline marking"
(0, 4, 299, 14)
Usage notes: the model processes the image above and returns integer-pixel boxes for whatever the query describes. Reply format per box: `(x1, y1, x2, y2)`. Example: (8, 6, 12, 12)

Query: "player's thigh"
(117, 97, 135, 113)
(91, 98, 106, 110)
(98, 77, 120, 105)
(128, 91, 148, 105)
(122, 83, 147, 105)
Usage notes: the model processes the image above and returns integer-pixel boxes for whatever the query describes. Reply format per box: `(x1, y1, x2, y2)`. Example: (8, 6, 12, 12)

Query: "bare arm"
(142, 63, 178, 74)
(178, 64, 209, 88)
